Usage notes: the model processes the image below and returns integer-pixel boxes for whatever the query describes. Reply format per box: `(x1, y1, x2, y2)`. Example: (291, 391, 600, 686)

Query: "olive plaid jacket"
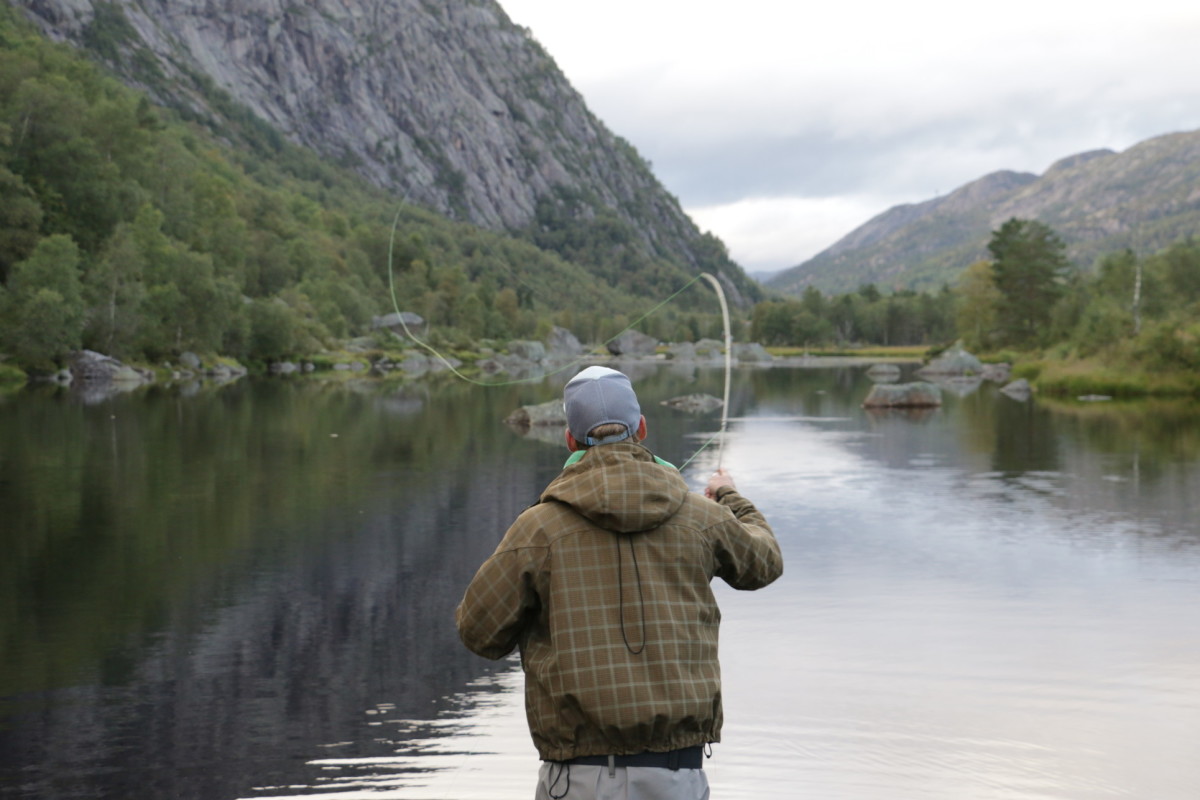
(456, 441, 783, 761)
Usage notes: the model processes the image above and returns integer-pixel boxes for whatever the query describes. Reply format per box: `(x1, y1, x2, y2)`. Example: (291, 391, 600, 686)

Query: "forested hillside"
(10, 0, 759, 301)
(0, 5, 742, 373)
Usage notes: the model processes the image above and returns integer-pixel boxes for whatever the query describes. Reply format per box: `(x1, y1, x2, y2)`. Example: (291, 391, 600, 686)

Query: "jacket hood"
(541, 442, 689, 533)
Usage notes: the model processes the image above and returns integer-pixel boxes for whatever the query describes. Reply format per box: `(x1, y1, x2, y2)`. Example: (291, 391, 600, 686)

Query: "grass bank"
(1012, 357, 1200, 399)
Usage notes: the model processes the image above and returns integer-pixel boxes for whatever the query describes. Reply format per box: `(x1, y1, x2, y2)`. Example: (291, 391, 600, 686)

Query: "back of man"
(456, 366, 782, 799)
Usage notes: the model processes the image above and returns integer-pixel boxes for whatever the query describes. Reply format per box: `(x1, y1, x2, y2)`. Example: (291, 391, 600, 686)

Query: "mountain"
(769, 130, 1200, 295)
(11, 0, 757, 304)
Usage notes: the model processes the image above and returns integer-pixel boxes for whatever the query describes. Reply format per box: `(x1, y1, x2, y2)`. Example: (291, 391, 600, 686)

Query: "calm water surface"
(2, 364, 1199, 799)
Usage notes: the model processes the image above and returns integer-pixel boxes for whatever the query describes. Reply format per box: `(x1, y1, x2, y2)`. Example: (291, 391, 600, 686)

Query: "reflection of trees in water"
(1039, 399, 1200, 546)
(0, 380, 550, 799)
(989, 394, 1062, 475)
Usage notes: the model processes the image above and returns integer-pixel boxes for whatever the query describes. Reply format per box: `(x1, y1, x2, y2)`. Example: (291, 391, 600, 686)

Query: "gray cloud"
(502, 0, 1200, 270)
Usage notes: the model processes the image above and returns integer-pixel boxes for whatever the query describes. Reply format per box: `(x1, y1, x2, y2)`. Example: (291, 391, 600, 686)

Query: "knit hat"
(563, 366, 642, 446)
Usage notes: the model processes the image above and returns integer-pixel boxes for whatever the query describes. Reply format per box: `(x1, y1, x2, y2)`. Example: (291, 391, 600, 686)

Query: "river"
(2, 363, 1198, 799)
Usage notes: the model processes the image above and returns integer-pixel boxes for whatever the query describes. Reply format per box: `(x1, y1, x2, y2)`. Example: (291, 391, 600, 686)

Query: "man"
(456, 366, 782, 799)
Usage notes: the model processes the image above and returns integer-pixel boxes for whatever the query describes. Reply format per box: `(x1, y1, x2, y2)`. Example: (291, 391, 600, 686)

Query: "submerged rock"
(733, 342, 773, 363)
(1000, 378, 1032, 400)
(666, 342, 697, 361)
(936, 375, 983, 398)
(862, 381, 943, 408)
(661, 393, 723, 414)
(70, 350, 154, 386)
(505, 399, 567, 429)
(981, 363, 1012, 383)
(866, 363, 902, 382)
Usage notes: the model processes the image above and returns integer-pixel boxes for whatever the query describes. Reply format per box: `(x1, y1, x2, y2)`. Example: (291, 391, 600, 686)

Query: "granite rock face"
(13, 0, 709, 268)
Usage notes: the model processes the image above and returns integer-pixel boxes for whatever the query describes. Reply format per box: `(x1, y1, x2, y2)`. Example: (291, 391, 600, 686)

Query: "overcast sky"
(499, 0, 1200, 275)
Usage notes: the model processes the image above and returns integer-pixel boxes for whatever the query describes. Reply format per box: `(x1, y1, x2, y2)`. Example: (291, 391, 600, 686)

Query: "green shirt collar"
(563, 448, 677, 470)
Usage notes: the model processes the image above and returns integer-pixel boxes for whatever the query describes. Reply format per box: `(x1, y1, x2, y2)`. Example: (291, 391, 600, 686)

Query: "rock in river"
(661, 394, 724, 414)
(505, 399, 567, 429)
(862, 381, 943, 408)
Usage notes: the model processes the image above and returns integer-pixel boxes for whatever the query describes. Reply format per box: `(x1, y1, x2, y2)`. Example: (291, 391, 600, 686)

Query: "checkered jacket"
(456, 441, 783, 761)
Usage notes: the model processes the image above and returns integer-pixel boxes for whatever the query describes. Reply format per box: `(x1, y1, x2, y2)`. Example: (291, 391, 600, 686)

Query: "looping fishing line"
(385, 205, 733, 468)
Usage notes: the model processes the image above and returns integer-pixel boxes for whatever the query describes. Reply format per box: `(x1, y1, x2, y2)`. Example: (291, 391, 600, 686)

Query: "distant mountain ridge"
(769, 130, 1200, 295)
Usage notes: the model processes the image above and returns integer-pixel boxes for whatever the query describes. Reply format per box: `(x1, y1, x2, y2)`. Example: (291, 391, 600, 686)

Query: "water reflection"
(3, 366, 1200, 799)
(248, 667, 531, 800)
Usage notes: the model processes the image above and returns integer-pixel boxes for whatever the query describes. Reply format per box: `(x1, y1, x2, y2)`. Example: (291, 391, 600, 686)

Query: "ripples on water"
(244, 394, 1199, 799)
(4, 368, 1200, 799)
(246, 669, 531, 800)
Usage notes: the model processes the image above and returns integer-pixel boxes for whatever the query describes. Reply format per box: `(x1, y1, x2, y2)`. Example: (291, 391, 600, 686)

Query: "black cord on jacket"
(616, 534, 647, 655)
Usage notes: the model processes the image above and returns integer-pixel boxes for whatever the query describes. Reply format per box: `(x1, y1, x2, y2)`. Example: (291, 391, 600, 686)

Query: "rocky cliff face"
(770, 130, 1200, 294)
(13, 0, 707, 269)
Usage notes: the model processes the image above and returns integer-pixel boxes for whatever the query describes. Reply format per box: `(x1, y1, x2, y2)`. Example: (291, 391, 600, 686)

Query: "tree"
(1160, 239, 1200, 305)
(129, 206, 238, 357)
(84, 218, 146, 356)
(0, 165, 43, 283)
(6, 76, 130, 251)
(749, 301, 793, 345)
(857, 283, 882, 303)
(829, 294, 860, 343)
(247, 298, 298, 361)
(988, 218, 1069, 346)
(800, 286, 826, 317)
(955, 260, 1002, 351)
(494, 287, 519, 335)
(2, 235, 85, 367)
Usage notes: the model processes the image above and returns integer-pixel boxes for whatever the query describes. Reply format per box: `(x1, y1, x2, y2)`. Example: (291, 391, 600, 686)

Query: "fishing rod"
(697, 272, 732, 470)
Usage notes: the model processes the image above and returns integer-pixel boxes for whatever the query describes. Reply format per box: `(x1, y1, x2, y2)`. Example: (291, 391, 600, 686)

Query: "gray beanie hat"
(563, 366, 642, 446)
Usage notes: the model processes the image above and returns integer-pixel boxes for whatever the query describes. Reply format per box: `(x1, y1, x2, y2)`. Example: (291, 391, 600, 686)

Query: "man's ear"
(636, 415, 647, 441)
(565, 429, 583, 452)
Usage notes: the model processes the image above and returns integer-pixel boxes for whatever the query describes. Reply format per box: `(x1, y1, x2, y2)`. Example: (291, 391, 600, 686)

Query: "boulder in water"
(734, 342, 773, 363)
(505, 399, 567, 429)
(862, 381, 943, 408)
(661, 393, 723, 414)
(606, 329, 658, 356)
(917, 343, 983, 376)
(1000, 378, 1032, 400)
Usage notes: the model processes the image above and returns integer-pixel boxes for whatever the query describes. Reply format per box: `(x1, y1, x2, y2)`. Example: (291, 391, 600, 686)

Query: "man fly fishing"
(456, 365, 783, 799)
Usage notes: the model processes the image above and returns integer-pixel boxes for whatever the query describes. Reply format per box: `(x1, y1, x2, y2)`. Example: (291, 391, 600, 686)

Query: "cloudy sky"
(500, 0, 1200, 276)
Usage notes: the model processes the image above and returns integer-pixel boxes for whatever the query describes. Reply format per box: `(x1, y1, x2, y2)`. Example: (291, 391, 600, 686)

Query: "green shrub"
(0, 361, 27, 385)
(1134, 318, 1200, 371)
(1012, 361, 1043, 381)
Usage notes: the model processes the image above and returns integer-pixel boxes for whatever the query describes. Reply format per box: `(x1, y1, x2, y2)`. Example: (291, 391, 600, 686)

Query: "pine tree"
(988, 218, 1069, 346)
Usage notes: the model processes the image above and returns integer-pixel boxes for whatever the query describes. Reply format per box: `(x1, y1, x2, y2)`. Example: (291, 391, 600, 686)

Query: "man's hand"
(704, 468, 736, 499)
